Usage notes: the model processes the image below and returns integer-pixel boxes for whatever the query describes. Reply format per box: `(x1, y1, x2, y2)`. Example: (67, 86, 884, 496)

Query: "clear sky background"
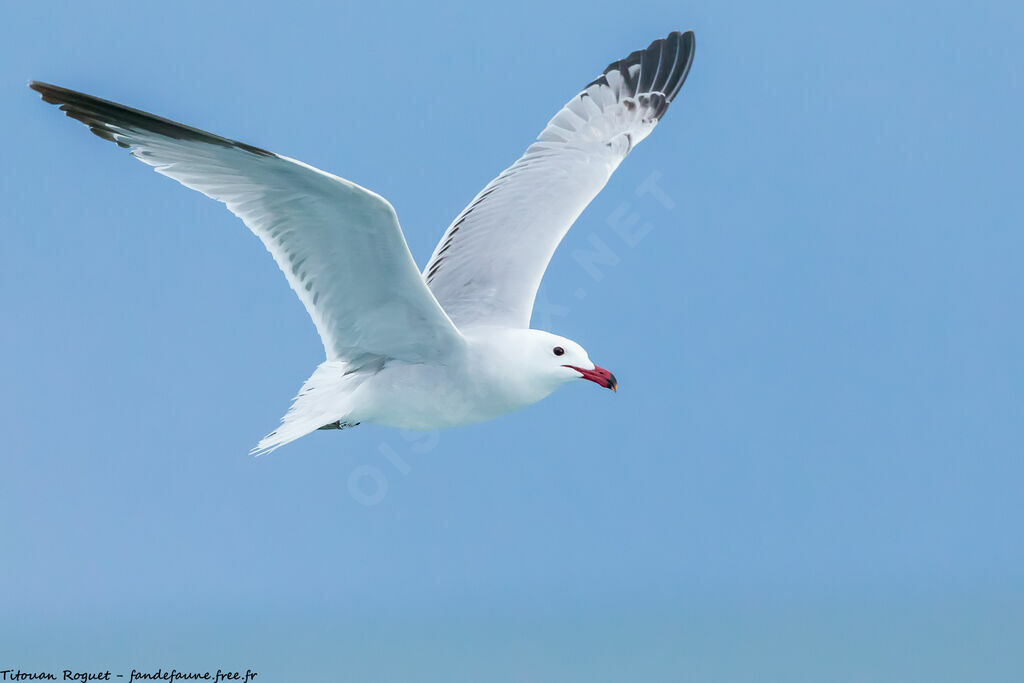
(2, 1, 1022, 681)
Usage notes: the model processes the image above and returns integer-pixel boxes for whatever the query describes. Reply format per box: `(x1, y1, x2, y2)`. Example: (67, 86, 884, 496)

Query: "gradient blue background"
(2, 1, 1022, 681)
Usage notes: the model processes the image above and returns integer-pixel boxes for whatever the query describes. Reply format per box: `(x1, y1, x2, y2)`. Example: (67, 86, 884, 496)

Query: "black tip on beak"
(563, 364, 618, 392)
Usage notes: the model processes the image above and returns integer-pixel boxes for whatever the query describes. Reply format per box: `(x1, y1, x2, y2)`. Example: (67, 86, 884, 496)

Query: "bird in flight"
(31, 30, 695, 454)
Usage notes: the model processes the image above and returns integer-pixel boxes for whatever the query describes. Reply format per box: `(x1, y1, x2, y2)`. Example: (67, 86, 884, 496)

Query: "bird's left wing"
(30, 82, 464, 364)
(424, 30, 695, 329)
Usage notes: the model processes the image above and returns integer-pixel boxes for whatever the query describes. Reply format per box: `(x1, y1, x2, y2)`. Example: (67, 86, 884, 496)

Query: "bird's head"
(484, 329, 617, 395)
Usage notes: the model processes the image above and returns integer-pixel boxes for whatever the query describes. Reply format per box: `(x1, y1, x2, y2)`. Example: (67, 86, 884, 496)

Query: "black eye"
(553, 346, 565, 356)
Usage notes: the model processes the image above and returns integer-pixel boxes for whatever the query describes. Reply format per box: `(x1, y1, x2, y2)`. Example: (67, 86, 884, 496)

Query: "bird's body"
(341, 329, 571, 430)
(31, 30, 695, 454)
(269, 327, 601, 449)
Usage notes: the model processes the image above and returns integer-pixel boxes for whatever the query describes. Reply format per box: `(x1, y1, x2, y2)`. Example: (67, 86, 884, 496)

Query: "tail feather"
(251, 361, 367, 456)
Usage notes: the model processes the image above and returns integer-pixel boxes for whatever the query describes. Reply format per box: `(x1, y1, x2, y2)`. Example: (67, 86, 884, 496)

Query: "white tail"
(251, 361, 368, 456)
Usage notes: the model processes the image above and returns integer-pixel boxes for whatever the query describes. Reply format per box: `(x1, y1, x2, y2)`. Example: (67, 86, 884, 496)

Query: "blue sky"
(1, 0, 1022, 681)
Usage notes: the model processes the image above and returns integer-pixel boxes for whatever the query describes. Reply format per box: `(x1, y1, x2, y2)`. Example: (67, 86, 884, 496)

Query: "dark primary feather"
(586, 30, 695, 120)
(28, 81, 274, 157)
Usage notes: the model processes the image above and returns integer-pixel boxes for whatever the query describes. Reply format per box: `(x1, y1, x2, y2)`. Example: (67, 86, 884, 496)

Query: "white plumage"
(31, 30, 695, 454)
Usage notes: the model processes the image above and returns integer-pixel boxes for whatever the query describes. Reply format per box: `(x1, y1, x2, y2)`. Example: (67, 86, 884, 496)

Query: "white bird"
(31, 30, 695, 454)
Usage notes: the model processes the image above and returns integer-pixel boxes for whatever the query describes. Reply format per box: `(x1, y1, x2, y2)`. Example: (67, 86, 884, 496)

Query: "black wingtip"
(29, 80, 276, 157)
(640, 30, 695, 102)
(587, 30, 696, 119)
(30, 80, 89, 107)
(659, 31, 695, 105)
(29, 80, 67, 106)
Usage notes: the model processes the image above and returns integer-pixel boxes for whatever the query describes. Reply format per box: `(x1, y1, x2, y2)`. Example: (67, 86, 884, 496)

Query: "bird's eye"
(553, 346, 565, 356)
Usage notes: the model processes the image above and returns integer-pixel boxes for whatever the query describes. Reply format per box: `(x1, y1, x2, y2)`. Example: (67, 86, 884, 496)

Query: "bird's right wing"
(423, 31, 694, 329)
(30, 81, 464, 365)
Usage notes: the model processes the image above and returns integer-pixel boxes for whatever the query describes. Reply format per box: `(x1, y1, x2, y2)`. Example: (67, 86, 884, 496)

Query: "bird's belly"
(353, 362, 538, 430)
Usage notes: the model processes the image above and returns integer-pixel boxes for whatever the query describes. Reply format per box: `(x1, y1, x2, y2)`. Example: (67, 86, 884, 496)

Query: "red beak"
(564, 365, 618, 392)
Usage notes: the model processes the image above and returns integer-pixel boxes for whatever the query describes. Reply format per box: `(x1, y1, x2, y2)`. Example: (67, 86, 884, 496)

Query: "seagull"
(31, 30, 695, 454)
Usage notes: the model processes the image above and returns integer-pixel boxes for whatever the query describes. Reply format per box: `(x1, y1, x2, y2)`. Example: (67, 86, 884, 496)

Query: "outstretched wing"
(30, 82, 464, 364)
(423, 30, 695, 329)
